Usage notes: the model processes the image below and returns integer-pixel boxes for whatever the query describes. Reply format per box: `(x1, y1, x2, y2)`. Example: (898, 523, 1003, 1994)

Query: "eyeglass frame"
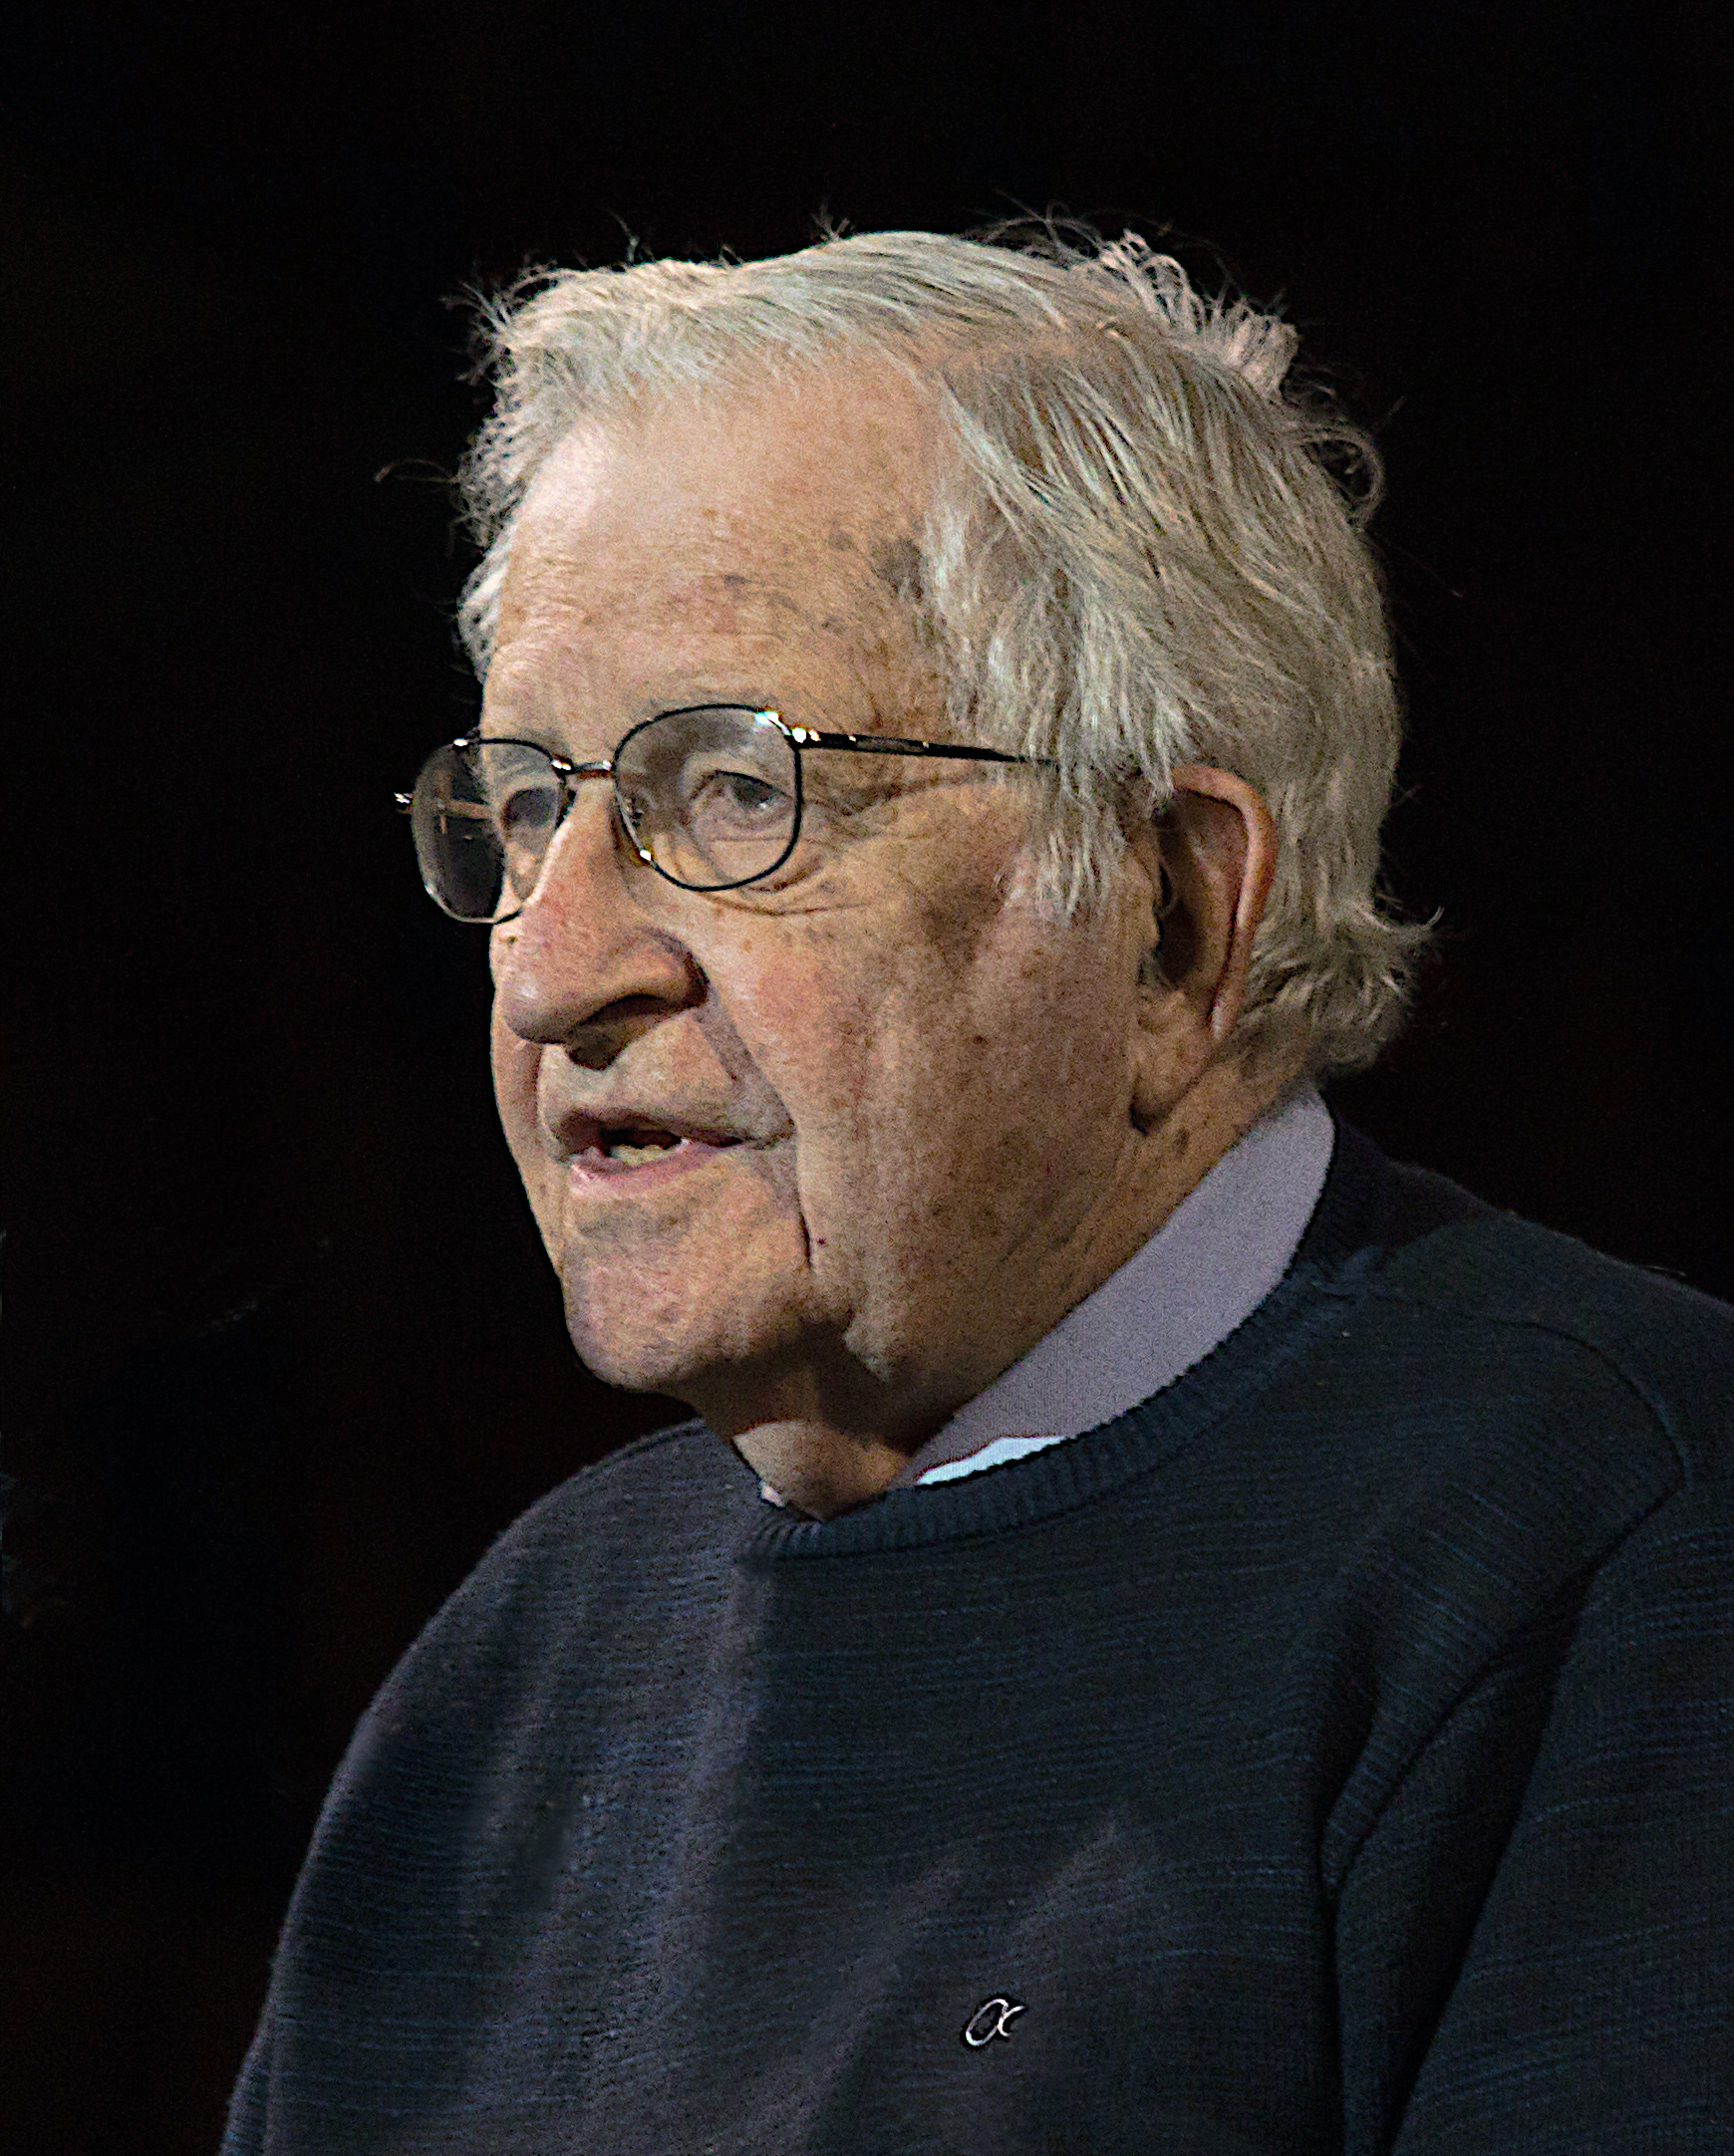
(396, 703, 1055, 922)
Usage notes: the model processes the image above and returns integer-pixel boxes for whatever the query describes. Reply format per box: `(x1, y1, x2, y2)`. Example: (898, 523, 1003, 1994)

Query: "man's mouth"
(603, 1136, 682, 1165)
(570, 1120, 749, 1183)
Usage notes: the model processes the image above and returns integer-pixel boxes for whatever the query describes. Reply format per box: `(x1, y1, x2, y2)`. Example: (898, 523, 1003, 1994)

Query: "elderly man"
(225, 232, 1732, 2153)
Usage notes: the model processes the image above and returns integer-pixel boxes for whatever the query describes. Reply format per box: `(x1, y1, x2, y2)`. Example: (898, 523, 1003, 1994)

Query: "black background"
(3, 5, 1728, 2149)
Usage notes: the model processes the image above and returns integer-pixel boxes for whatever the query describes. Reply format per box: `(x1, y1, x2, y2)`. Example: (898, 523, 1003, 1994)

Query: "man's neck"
(722, 1425, 923, 1521)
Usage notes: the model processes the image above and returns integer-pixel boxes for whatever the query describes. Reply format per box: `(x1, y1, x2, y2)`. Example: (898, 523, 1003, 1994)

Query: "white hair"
(455, 226, 1429, 1075)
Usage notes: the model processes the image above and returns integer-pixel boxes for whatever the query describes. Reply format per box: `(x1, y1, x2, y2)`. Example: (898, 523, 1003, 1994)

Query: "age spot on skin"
(870, 537, 926, 606)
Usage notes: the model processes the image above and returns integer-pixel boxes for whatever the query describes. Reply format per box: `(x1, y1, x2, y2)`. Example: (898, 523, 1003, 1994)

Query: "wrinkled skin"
(486, 363, 1290, 1516)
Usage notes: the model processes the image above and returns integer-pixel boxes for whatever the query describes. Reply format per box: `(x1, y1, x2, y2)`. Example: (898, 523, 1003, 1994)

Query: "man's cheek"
(731, 1134, 854, 1306)
(741, 1134, 805, 1220)
(489, 1016, 539, 1135)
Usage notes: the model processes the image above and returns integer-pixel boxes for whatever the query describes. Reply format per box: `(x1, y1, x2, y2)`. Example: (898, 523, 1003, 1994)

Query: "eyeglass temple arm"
(793, 727, 1050, 768)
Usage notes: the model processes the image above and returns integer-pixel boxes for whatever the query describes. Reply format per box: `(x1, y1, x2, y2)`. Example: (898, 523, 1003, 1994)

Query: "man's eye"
(495, 786, 559, 838)
(688, 768, 793, 831)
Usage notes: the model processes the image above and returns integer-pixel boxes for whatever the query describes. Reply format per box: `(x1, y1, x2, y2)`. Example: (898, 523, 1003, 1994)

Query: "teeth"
(605, 1138, 681, 1164)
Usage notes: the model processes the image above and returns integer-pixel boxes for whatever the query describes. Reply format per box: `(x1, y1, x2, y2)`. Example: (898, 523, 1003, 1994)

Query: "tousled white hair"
(456, 227, 1429, 1075)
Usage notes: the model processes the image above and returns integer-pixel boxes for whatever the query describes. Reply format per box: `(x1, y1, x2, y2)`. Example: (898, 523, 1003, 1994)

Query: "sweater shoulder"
(363, 1417, 741, 1718)
(1360, 1186, 1734, 1485)
(469, 1414, 730, 1577)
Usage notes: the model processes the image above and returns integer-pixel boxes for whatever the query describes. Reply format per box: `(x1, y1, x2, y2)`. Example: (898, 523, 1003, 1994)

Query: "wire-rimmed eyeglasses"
(397, 703, 1050, 924)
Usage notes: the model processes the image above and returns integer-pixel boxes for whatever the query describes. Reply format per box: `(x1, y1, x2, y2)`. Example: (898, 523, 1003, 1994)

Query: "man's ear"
(1125, 764, 1280, 1121)
(1159, 764, 1280, 1042)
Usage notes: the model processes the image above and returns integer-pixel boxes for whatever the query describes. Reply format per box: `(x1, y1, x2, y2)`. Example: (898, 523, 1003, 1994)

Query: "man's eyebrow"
(479, 689, 790, 748)
(477, 721, 553, 746)
(476, 697, 546, 743)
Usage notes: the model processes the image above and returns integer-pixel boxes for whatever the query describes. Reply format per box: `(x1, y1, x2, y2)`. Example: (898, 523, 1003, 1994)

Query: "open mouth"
(601, 1128, 685, 1164)
(577, 1122, 746, 1176)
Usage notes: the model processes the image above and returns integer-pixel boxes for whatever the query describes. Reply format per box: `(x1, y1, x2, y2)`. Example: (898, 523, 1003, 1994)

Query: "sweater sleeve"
(1341, 1488, 1734, 2154)
(220, 2014, 272, 2153)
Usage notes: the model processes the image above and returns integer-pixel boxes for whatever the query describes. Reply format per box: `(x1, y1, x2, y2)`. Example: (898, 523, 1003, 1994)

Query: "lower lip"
(566, 1139, 742, 1190)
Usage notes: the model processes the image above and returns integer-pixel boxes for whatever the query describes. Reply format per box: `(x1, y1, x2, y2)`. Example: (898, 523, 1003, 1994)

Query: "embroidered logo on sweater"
(962, 1997, 1027, 2047)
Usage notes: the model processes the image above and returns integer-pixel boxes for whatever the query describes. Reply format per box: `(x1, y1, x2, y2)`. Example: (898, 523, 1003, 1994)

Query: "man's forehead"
(495, 552, 810, 645)
(513, 370, 932, 553)
(493, 381, 937, 682)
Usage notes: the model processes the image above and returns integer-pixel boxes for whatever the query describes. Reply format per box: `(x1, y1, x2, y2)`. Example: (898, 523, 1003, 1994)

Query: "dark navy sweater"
(223, 1126, 1734, 2152)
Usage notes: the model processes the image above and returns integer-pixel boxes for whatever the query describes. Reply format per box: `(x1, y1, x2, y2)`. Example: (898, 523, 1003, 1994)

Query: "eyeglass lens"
(409, 707, 801, 922)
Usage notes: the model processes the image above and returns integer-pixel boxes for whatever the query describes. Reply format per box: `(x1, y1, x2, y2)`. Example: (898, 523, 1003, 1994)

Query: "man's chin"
(552, 1173, 839, 1394)
(558, 1259, 808, 1408)
(560, 1291, 699, 1398)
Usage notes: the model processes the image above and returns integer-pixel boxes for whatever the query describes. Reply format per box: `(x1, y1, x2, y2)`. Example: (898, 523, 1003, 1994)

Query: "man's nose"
(490, 786, 704, 1064)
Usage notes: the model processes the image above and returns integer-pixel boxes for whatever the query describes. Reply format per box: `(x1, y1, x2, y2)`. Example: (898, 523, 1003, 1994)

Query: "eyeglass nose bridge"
(540, 752, 663, 894)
